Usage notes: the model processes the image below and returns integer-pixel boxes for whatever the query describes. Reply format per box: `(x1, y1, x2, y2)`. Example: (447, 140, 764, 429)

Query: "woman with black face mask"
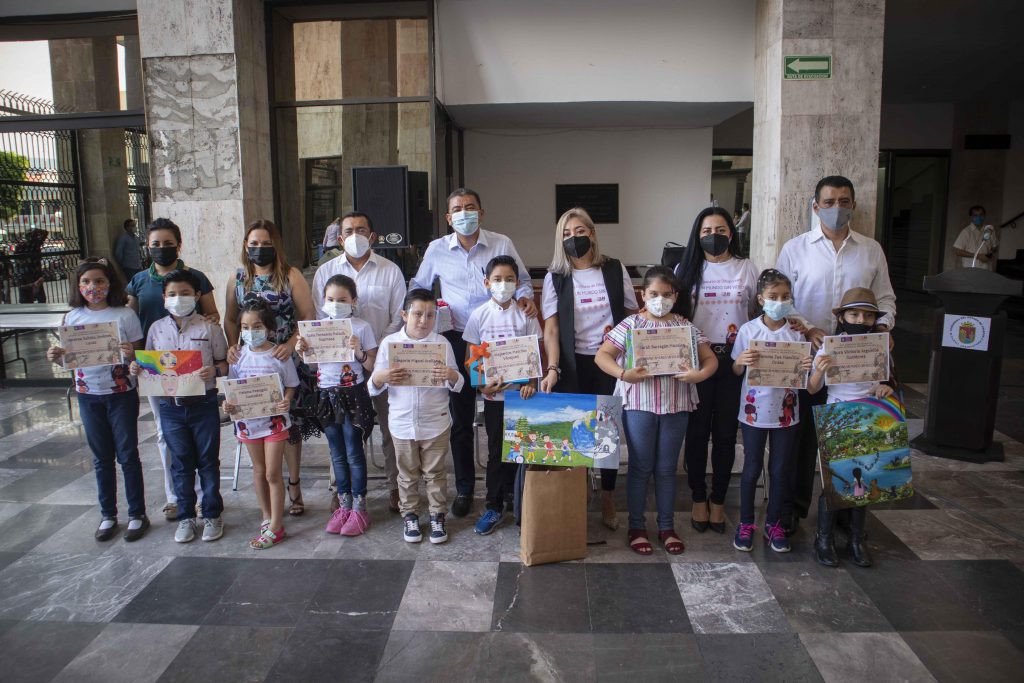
(225, 219, 316, 516)
(540, 207, 639, 530)
(675, 207, 760, 534)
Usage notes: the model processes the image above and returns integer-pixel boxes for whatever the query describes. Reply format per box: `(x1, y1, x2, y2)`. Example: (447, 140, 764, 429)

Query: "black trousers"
(572, 352, 617, 491)
(790, 387, 827, 519)
(483, 399, 517, 512)
(684, 352, 742, 505)
(444, 330, 477, 496)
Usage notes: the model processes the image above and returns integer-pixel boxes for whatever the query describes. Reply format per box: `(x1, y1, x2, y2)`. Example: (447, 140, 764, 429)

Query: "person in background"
(320, 217, 341, 262)
(13, 228, 48, 303)
(114, 219, 143, 281)
(312, 212, 406, 513)
(735, 203, 751, 256)
(126, 217, 219, 522)
(953, 205, 999, 271)
(410, 188, 535, 519)
(540, 207, 639, 530)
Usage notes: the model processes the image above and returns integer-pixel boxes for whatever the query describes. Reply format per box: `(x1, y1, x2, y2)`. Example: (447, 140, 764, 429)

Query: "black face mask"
(700, 233, 731, 257)
(247, 246, 276, 267)
(149, 246, 178, 267)
(837, 320, 874, 335)
(562, 235, 592, 260)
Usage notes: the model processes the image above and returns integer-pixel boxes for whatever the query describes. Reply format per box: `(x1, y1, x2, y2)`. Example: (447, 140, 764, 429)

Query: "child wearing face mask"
(296, 275, 378, 537)
(47, 259, 149, 542)
(130, 269, 228, 543)
(806, 287, 896, 569)
(224, 299, 300, 549)
(595, 266, 718, 556)
(731, 269, 814, 554)
(462, 256, 543, 536)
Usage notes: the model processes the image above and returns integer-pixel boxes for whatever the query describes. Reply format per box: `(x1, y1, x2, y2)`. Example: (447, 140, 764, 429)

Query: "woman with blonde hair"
(540, 207, 638, 529)
(225, 219, 316, 516)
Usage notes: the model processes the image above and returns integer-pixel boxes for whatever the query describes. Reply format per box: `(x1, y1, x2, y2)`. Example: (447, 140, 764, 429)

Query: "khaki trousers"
(394, 427, 450, 516)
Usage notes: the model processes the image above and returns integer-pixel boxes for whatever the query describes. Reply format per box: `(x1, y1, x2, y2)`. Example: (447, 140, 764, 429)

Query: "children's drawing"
(134, 350, 205, 397)
(501, 391, 623, 468)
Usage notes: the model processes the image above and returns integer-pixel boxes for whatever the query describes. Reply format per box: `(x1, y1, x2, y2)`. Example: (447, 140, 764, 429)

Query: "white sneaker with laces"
(174, 518, 196, 543)
(202, 517, 224, 542)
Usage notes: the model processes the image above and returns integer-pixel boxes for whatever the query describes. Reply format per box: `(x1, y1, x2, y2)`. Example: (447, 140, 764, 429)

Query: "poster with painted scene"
(812, 396, 913, 511)
(501, 391, 623, 469)
(134, 350, 205, 397)
(822, 332, 889, 385)
(59, 321, 122, 369)
(626, 325, 698, 376)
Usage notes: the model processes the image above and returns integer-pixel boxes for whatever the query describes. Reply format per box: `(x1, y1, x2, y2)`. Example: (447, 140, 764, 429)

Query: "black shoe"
(95, 518, 119, 542)
(813, 496, 839, 567)
(782, 515, 799, 537)
(123, 516, 150, 542)
(690, 502, 709, 533)
(847, 507, 873, 567)
(451, 494, 472, 518)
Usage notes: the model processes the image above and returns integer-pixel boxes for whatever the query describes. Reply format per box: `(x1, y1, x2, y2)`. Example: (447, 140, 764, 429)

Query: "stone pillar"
(49, 37, 130, 268)
(396, 19, 430, 179)
(138, 0, 273, 300)
(751, 0, 885, 268)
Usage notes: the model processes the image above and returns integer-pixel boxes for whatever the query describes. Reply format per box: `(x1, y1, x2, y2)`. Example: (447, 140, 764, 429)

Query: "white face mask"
(646, 296, 673, 318)
(450, 210, 479, 236)
(323, 301, 353, 319)
(344, 234, 370, 259)
(489, 281, 516, 304)
(164, 295, 196, 318)
(240, 329, 268, 347)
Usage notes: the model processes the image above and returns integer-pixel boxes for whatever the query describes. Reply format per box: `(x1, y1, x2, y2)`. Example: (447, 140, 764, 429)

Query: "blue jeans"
(160, 390, 224, 520)
(324, 415, 367, 497)
(623, 410, 689, 531)
(77, 390, 146, 519)
(739, 423, 798, 525)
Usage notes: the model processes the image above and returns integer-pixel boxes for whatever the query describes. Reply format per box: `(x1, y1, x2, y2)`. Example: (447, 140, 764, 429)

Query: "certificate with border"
(388, 341, 448, 388)
(298, 319, 354, 364)
(747, 339, 811, 389)
(482, 335, 543, 384)
(217, 374, 285, 421)
(823, 332, 890, 385)
(627, 325, 698, 376)
(59, 321, 122, 369)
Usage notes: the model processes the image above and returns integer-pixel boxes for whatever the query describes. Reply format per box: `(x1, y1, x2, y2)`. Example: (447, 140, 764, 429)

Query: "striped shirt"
(605, 314, 709, 415)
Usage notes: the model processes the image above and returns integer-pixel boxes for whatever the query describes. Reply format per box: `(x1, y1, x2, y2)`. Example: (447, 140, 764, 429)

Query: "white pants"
(149, 396, 202, 505)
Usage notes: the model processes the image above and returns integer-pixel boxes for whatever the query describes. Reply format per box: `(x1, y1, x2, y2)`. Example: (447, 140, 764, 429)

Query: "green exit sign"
(784, 55, 832, 80)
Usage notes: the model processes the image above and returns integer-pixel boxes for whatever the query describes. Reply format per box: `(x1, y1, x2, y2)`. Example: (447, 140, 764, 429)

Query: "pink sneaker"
(339, 509, 370, 536)
(325, 507, 351, 534)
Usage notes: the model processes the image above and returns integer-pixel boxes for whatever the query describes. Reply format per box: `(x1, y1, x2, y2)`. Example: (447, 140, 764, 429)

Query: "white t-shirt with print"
(64, 306, 143, 396)
(541, 265, 638, 354)
(228, 345, 300, 440)
(462, 299, 543, 402)
(690, 257, 760, 345)
(731, 317, 805, 429)
(314, 317, 377, 389)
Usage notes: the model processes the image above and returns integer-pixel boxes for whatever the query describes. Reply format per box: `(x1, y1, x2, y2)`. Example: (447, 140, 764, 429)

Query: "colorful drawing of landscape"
(501, 391, 622, 469)
(812, 396, 913, 511)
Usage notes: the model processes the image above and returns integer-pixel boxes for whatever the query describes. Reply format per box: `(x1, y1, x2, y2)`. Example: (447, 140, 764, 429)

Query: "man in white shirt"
(774, 175, 897, 531)
(312, 211, 407, 512)
(409, 188, 537, 517)
(953, 205, 999, 271)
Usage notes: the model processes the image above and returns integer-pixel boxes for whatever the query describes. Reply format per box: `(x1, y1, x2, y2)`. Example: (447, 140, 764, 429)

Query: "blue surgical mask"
(818, 206, 852, 230)
(240, 329, 268, 347)
(762, 299, 794, 321)
(451, 210, 479, 236)
(971, 215, 984, 226)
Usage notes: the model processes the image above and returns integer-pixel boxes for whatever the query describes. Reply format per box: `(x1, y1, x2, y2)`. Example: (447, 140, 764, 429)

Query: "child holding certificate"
(595, 266, 717, 556)
(129, 270, 228, 544)
(224, 299, 299, 549)
(731, 269, 814, 554)
(806, 287, 896, 569)
(46, 259, 149, 543)
(370, 289, 463, 544)
(295, 274, 378, 537)
(462, 256, 542, 536)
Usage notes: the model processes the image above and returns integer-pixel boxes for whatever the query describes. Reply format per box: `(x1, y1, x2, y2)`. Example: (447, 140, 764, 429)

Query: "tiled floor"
(0, 388, 1023, 682)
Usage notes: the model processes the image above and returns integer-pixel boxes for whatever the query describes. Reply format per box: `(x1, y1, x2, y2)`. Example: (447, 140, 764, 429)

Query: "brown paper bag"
(520, 466, 587, 566)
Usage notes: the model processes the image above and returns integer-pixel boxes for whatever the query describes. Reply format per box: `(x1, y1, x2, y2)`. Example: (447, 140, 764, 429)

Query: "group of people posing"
(48, 173, 897, 567)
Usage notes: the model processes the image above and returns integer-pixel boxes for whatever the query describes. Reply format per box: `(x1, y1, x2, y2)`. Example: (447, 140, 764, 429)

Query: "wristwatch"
(546, 365, 561, 378)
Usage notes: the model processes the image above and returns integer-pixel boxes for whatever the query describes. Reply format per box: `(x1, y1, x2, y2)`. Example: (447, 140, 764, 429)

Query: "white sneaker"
(202, 517, 224, 542)
(174, 519, 196, 543)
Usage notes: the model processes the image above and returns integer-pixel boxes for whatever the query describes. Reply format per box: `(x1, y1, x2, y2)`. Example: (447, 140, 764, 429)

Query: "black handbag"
(661, 241, 686, 269)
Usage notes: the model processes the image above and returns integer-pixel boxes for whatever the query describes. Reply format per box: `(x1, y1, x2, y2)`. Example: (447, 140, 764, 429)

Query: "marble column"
(751, 0, 885, 268)
(138, 0, 273, 298)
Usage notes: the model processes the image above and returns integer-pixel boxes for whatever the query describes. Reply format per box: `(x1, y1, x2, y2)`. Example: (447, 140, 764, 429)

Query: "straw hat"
(832, 287, 880, 316)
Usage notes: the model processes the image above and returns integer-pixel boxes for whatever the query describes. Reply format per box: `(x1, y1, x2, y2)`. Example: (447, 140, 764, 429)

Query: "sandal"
(658, 529, 685, 555)
(287, 480, 305, 516)
(249, 526, 286, 550)
(627, 528, 653, 556)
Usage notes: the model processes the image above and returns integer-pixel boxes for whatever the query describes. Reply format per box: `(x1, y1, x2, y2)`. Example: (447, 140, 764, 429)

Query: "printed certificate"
(627, 325, 699, 376)
(747, 339, 811, 389)
(482, 335, 543, 384)
(298, 319, 354, 364)
(135, 350, 206, 397)
(823, 332, 890, 385)
(217, 374, 285, 421)
(59, 321, 122, 369)
(388, 341, 448, 387)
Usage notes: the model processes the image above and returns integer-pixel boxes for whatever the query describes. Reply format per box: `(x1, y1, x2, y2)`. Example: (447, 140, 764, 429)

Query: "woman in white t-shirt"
(675, 207, 760, 535)
(540, 207, 638, 529)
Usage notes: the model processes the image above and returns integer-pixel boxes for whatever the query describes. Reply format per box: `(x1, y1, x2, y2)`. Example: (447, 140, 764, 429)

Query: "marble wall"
(751, 0, 885, 268)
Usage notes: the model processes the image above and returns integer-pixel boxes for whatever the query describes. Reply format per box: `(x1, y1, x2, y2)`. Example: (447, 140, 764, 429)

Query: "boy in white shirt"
(370, 289, 464, 544)
(462, 256, 542, 536)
